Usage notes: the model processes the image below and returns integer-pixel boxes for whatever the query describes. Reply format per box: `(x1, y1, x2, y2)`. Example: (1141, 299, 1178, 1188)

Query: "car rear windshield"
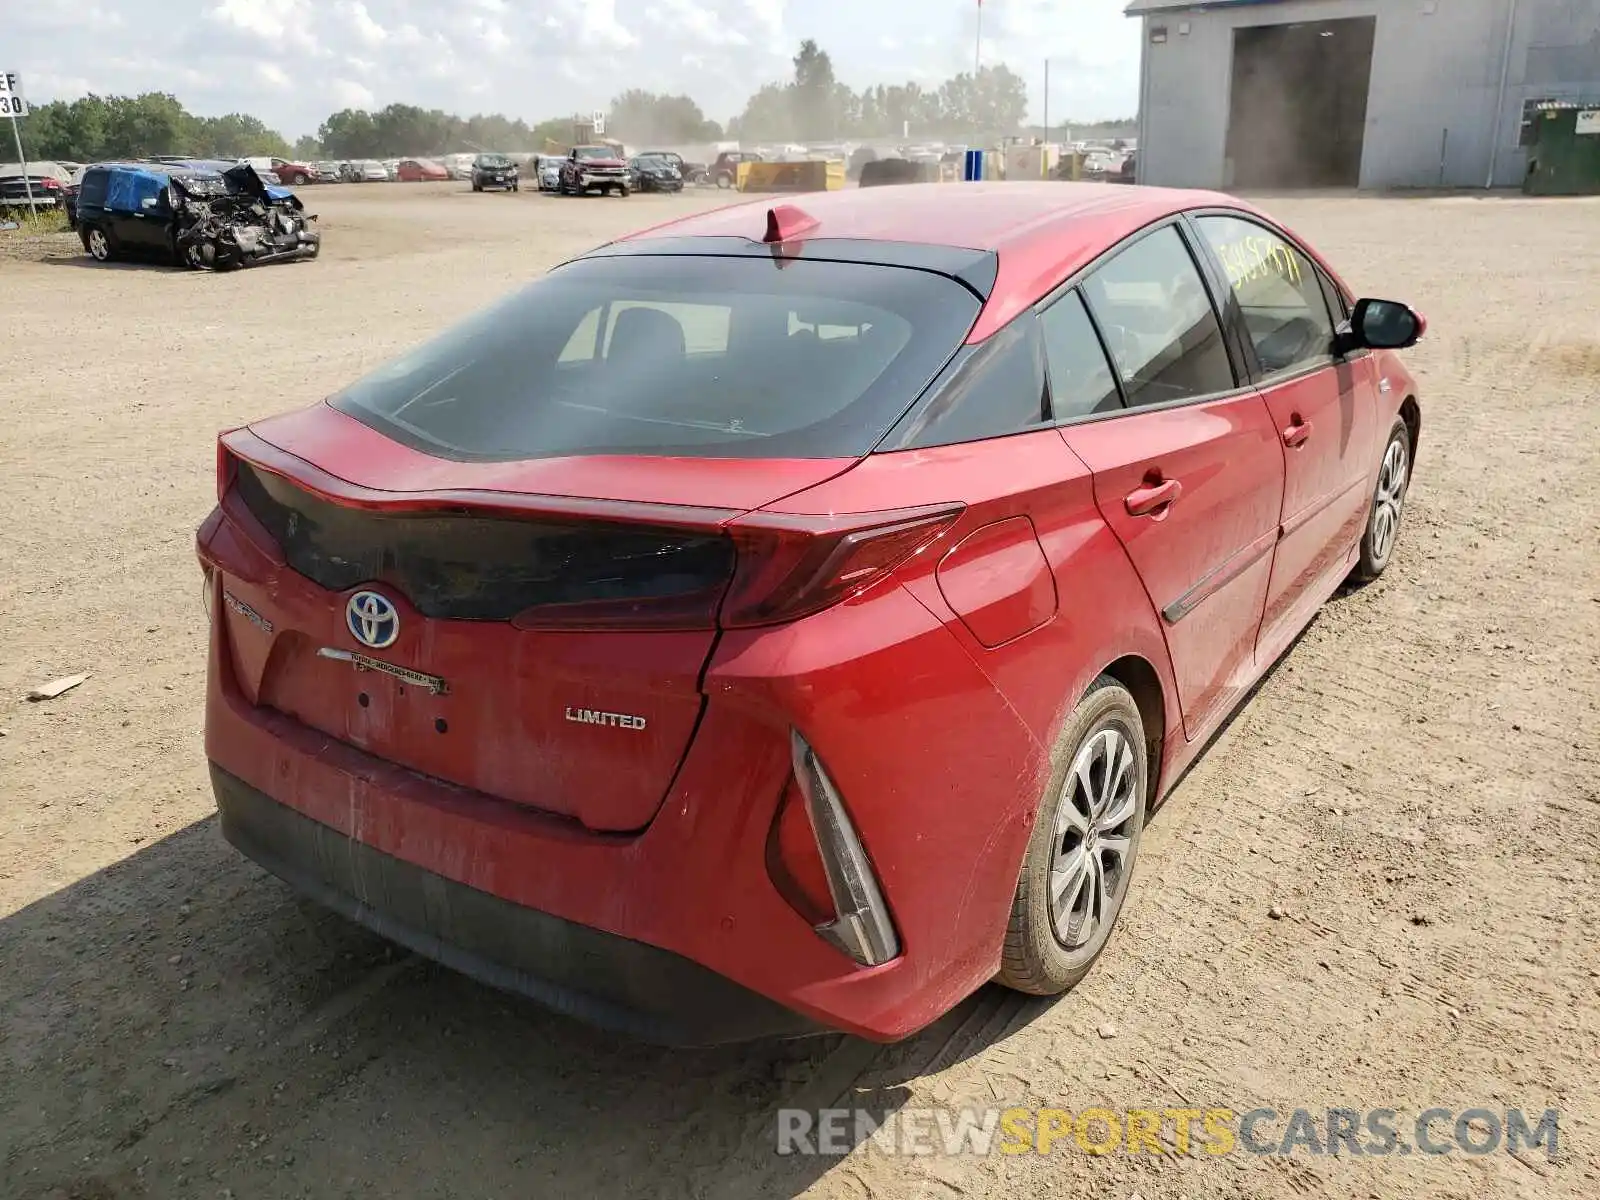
(329, 253, 981, 460)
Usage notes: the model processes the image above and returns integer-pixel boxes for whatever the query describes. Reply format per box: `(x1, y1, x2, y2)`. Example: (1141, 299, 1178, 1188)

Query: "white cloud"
(743, 0, 785, 38)
(467, 15, 513, 55)
(569, 0, 637, 48)
(647, 0, 748, 47)
(335, 0, 388, 46)
(12, 0, 1140, 137)
(331, 79, 375, 109)
(205, 0, 317, 52)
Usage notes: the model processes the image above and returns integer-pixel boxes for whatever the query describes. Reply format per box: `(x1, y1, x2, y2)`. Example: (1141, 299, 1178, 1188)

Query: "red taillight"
(41, 177, 61, 190)
(720, 504, 964, 628)
(765, 779, 834, 926)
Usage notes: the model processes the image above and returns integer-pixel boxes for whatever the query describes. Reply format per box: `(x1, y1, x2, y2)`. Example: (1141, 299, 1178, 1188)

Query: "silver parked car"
(535, 155, 563, 192)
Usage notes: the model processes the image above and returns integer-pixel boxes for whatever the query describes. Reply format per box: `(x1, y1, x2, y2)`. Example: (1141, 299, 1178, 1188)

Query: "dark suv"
(74, 162, 320, 269)
(470, 154, 519, 192)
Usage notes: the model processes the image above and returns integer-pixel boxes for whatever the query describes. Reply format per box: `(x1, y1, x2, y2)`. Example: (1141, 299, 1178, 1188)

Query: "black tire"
(996, 676, 1148, 996)
(619, 185, 631, 198)
(715, 171, 733, 189)
(1352, 417, 1412, 582)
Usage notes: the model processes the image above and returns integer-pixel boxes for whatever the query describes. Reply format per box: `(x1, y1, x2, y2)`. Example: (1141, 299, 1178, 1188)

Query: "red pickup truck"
(558, 145, 631, 197)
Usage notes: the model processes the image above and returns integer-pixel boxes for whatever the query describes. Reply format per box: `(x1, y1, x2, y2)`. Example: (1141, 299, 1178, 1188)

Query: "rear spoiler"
(581, 235, 1000, 303)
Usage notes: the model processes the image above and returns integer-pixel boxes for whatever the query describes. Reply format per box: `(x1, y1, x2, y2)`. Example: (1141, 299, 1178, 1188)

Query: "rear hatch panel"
(202, 417, 854, 834)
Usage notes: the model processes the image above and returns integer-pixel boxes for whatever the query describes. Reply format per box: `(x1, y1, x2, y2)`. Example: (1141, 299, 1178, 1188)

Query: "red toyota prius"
(198, 183, 1423, 1044)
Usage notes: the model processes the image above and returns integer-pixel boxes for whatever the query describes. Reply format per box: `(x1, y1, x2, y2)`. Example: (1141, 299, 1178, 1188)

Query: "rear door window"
(1038, 290, 1122, 420)
(78, 169, 109, 207)
(1082, 225, 1236, 409)
(332, 254, 981, 460)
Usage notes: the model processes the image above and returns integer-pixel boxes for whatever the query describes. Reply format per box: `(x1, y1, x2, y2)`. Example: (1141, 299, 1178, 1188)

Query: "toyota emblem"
(346, 590, 399, 649)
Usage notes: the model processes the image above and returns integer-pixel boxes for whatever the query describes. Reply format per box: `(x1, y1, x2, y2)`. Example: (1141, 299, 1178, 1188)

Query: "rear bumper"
(0, 194, 63, 211)
(201, 564, 1048, 1043)
(213, 764, 817, 1045)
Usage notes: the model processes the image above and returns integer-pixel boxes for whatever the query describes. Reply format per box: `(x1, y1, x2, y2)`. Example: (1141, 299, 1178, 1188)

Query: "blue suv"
(75, 162, 320, 270)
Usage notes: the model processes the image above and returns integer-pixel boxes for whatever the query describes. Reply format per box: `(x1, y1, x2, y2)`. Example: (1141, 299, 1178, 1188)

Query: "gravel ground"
(1, 181, 1597, 1200)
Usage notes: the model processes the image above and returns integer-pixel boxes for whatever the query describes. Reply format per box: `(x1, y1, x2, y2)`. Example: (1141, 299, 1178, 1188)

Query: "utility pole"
(975, 0, 983, 78)
(1043, 59, 1050, 147)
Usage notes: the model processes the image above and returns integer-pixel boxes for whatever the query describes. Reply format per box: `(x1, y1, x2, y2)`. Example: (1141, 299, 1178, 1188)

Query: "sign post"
(0, 72, 33, 212)
(591, 109, 606, 137)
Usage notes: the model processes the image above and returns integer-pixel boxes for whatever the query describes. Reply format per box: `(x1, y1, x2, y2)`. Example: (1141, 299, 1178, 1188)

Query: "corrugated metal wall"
(1136, 0, 1600, 189)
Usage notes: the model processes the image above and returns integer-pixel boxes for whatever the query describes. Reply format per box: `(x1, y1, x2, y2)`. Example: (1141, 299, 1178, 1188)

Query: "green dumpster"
(1522, 102, 1600, 196)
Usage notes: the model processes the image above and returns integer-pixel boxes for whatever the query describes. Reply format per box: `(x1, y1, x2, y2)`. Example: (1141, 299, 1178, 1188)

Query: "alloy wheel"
(88, 229, 109, 261)
(1049, 725, 1139, 949)
(1371, 437, 1409, 564)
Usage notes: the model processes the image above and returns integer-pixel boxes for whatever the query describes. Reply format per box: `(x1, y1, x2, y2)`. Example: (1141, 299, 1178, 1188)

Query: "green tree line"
(14, 41, 1101, 165)
(730, 41, 1031, 142)
(16, 92, 296, 162)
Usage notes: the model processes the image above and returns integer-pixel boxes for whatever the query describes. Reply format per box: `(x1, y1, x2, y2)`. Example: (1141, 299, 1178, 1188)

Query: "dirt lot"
(2, 181, 1597, 1200)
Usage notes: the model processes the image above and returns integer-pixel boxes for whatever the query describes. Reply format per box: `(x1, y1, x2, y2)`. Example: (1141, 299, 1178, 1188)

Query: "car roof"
(619, 181, 1255, 340)
(0, 160, 73, 177)
(93, 163, 178, 179)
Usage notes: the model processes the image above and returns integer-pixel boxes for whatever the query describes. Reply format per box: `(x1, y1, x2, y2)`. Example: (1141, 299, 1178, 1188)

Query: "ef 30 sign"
(0, 73, 27, 118)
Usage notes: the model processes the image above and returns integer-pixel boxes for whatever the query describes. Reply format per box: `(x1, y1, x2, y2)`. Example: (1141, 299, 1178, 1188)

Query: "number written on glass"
(1214, 234, 1301, 290)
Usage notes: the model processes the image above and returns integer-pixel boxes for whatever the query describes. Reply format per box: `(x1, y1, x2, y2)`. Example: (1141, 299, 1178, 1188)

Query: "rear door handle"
(1282, 416, 1312, 448)
(1124, 478, 1182, 516)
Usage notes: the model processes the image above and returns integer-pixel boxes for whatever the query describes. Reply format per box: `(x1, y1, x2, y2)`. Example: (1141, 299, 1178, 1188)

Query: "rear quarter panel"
(766, 438, 1182, 779)
(721, 434, 1182, 1008)
(706, 583, 1046, 1030)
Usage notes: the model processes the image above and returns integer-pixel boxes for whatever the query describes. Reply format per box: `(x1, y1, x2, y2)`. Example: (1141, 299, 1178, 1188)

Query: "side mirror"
(1340, 298, 1425, 352)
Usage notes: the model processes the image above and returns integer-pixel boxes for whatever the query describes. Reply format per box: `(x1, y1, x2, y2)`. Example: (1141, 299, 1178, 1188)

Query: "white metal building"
(1127, 0, 1600, 189)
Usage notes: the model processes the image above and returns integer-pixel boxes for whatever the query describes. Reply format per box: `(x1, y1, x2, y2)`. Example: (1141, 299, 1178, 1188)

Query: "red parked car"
(197, 183, 1423, 1045)
(396, 158, 449, 182)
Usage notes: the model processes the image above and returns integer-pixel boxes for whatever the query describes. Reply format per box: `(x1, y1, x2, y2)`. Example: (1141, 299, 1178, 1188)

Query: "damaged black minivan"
(75, 162, 321, 270)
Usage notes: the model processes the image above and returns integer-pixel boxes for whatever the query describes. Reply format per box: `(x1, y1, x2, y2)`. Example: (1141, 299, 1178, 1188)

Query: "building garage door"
(1224, 17, 1377, 188)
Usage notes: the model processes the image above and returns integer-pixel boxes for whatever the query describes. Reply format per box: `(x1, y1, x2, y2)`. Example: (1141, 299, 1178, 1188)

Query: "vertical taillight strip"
(788, 729, 900, 967)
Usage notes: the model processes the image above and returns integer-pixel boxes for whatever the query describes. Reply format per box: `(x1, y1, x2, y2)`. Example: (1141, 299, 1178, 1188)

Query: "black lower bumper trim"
(210, 764, 821, 1046)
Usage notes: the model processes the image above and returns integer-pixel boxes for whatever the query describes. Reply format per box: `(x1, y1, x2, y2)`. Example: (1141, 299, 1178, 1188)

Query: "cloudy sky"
(11, 0, 1140, 138)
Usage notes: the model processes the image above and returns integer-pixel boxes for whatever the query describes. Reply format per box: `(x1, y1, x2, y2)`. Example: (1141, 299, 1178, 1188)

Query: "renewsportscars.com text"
(776, 1106, 1560, 1159)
